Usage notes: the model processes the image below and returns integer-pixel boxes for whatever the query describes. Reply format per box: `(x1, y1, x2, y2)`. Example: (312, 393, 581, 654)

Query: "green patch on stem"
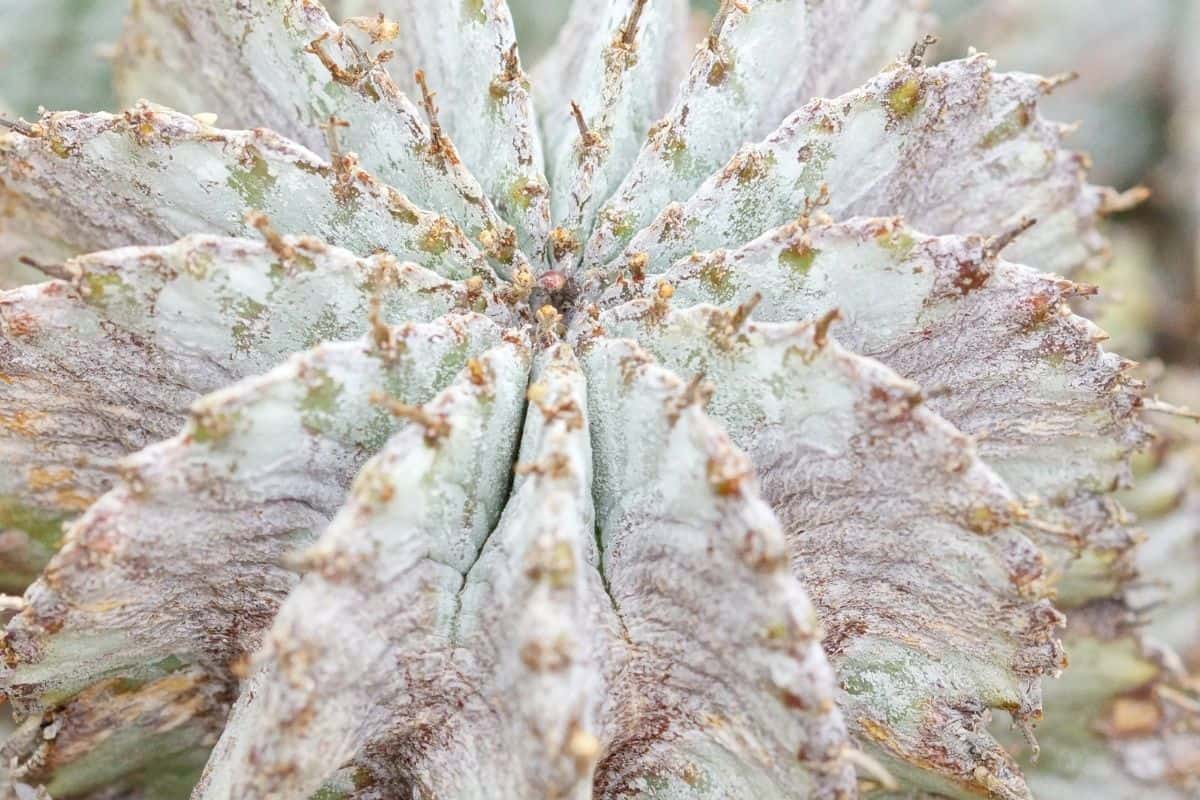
(886, 77, 923, 117)
(80, 271, 130, 306)
(795, 140, 833, 196)
(359, 412, 400, 456)
(48, 136, 73, 159)
(420, 218, 457, 257)
(462, 0, 486, 21)
(110, 655, 189, 694)
(664, 136, 704, 181)
(303, 306, 348, 350)
(601, 207, 637, 240)
(876, 228, 916, 258)
(698, 259, 737, 304)
(779, 243, 818, 276)
(229, 296, 268, 354)
(505, 175, 538, 212)
(189, 409, 241, 445)
(226, 148, 277, 208)
(300, 371, 344, 435)
(979, 104, 1033, 149)
(388, 200, 420, 226)
(434, 340, 472, 388)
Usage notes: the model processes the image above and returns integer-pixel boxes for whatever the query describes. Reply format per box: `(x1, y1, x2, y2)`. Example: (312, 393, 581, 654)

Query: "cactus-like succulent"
(0, 1, 1195, 798)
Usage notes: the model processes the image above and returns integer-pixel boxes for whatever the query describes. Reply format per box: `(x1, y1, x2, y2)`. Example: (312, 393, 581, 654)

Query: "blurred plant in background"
(0, 0, 125, 119)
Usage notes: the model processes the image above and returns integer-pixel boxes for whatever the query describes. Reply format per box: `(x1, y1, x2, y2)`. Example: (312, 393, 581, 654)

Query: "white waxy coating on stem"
(1, 313, 505, 718)
(341, 0, 551, 263)
(591, 306, 1064, 799)
(0, 1, 1160, 796)
(0, 107, 489, 279)
(600, 57, 1110, 280)
(582, 336, 854, 799)
(114, 0, 521, 268)
(0, 235, 510, 590)
(535, 0, 688, 270)
(583, 0, 924, 268)
(599, 216, 1147, 605)
(195, 335, 534, 799)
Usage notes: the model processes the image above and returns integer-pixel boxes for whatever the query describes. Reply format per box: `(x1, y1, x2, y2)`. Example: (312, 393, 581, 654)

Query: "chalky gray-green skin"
(0, 1, 1192, 798)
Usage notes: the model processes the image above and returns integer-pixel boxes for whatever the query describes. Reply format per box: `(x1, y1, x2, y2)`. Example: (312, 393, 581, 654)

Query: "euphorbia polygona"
(0, 1, 1194, 798)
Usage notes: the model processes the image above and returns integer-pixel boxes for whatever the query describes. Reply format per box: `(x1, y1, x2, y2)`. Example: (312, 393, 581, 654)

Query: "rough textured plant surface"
(0, 1, 1194, 799)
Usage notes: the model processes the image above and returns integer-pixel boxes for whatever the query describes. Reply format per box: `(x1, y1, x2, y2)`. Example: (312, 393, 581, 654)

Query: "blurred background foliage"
(0, 0, 125, 120)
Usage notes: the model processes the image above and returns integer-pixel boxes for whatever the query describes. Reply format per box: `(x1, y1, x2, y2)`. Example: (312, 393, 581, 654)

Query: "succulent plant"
(0, 1, 1195, 798)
